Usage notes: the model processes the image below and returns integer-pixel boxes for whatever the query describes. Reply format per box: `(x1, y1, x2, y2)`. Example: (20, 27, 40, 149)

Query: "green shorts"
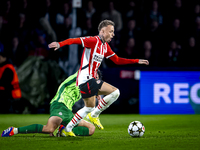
(50, 101, 74, 126)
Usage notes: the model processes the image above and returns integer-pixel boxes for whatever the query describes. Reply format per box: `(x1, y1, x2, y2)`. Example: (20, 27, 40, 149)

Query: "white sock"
(91, 89, 120, 117)
(65, 106, 95, 132)
(14, 128, 18, 134)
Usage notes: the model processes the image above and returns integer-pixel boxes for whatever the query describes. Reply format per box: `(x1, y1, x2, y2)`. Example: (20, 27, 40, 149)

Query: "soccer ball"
(128, 121, 145, 137)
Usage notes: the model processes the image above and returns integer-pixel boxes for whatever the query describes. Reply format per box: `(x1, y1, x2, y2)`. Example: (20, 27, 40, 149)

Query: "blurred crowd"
(0, 0, 200, 72)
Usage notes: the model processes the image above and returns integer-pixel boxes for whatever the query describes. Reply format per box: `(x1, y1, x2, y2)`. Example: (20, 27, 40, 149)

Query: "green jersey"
(50, 72, 81, 111)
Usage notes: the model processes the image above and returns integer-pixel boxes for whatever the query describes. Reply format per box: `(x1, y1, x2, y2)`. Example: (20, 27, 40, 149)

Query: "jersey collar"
(98, 35, 105, 45)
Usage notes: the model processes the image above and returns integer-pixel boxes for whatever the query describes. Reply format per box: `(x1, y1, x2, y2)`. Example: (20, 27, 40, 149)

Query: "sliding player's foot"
(60, 126, 76, 137)
(1, 127, 15, 137)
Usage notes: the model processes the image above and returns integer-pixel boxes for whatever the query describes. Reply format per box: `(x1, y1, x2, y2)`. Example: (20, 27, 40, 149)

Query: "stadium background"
(0, 0, 200, 114)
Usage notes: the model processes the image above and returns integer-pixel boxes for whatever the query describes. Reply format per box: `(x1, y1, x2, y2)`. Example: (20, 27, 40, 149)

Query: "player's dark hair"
(98, 20, 115, 32)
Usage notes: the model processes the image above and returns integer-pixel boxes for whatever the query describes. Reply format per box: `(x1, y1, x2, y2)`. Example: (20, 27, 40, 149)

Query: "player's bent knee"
(42, 125, 55, 133)
(49, 127, 56, 133)
(88, 125, 95, 136)
(43, 127, 55, 133)
(113, 89, 120, 99)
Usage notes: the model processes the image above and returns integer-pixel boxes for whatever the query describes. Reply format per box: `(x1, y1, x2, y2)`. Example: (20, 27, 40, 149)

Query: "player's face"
(102, 25, 115, 43)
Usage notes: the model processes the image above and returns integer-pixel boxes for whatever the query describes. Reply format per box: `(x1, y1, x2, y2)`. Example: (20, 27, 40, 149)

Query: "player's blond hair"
(98, 20, 115, 32)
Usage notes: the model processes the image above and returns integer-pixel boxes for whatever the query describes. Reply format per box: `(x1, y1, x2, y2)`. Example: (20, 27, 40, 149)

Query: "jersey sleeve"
(109, 54, 139, 65)
(104, 44, 115, 59)
(80, 36, 97, 48)
(58, 38, 82, 48)
(105, 43, 139, 64)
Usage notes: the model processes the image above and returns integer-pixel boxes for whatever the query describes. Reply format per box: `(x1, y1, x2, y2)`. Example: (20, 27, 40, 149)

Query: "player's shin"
(73, 126, 89, 136)
(18, 124, 43, 133)
(91, 89, 120, 117)
(65, 106, 95, 132)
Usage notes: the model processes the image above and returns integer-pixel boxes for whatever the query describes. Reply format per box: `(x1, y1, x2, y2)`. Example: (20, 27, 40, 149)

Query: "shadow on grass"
(2, 135, 97, 141)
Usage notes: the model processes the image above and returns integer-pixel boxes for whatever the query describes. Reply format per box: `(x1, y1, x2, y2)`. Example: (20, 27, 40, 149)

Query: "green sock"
(18, 124, 43, 133)
(72, 126, 89, 136)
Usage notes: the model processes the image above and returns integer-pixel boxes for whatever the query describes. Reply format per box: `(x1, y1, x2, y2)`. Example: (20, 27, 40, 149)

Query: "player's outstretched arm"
(138, 59, 149, 65)
(48, 38, 82, 51)
(48, 42, 60, 51)
(109, 54, 149, 65)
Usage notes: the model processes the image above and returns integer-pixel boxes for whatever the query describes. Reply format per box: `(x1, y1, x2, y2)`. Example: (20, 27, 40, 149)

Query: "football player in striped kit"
(48, 20, 149, 136)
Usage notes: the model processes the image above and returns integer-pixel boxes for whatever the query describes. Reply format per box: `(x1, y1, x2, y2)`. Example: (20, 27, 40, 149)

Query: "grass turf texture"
(0, 114, 200, 150)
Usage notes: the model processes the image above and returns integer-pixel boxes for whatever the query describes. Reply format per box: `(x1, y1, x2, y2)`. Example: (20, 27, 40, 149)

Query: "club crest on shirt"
(96, 80, 101, 84)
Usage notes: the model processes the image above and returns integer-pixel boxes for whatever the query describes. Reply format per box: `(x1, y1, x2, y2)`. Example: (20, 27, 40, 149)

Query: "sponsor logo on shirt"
(93, 53, 103, 63)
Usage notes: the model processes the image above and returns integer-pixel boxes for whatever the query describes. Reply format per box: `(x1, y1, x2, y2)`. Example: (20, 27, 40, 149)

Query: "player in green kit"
(1, 71, 100, 137)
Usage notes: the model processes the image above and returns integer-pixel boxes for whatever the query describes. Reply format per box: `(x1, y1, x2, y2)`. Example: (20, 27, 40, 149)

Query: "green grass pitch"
(0, 114, 200, 150)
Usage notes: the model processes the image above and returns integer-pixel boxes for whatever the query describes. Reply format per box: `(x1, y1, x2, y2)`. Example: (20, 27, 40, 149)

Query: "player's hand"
(48, 42, 60, 51)
(138, 59, 149, 65)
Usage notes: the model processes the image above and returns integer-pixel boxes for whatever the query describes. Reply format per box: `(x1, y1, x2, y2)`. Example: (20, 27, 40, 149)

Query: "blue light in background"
(139, 71, 200, 114)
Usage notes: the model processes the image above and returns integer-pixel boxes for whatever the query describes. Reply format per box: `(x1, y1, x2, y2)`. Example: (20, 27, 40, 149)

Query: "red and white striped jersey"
(76, 36, 115, 85)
